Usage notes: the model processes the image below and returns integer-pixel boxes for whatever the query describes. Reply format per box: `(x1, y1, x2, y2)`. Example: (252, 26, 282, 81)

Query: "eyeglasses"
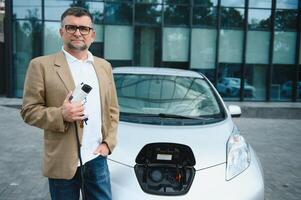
(64, 25, 93, 35)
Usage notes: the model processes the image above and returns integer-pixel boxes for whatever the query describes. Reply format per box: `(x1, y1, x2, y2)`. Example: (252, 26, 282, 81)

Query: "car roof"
(113, 67, 204, 79)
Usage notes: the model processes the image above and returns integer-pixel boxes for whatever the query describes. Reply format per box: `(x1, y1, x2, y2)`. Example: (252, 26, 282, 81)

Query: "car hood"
(109, 118, 234, 170)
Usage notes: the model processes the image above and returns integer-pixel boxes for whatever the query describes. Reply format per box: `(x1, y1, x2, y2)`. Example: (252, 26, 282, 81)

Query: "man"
(21, 7, 119, 200)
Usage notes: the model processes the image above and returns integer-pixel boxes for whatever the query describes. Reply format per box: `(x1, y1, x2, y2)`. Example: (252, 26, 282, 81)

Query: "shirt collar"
(62, 47, 94, 64)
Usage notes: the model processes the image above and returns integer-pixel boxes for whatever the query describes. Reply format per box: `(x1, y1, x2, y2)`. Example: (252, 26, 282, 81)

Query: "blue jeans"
(49, 156, 112, 200)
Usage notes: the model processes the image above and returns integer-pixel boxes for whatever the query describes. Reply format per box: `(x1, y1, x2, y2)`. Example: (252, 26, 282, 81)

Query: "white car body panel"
(109, 149, 264, 200)
(109, 118, 234, 170)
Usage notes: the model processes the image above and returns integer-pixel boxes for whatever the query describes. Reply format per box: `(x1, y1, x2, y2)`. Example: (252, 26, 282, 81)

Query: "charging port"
(134, 143, 196, 196)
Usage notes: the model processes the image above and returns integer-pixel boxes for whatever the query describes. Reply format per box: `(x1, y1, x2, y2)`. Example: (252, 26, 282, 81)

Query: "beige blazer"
(21, 51, 119, 179)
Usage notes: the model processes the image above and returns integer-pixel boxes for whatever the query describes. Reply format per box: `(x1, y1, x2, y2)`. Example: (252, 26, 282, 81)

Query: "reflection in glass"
(104, 25, 133, 60)
(164, 5, 189, 26)
(298, 67, 301, 101)
(246, 31, 270, 64)
(219, 30, 243, 63)
(193, 6, 217, 27)
(136, 0, 162, 3)
(217, 64, 241, 99)
(190, 29, 216, 69)
(87, 2, 104, 24)
(134, 27, 160, 67)
(299, 33, 301, 65)
(248, 9, 271, 30)
(44, 22, 62, 55)
(275, 10, 298, 31)
(13, 20, 42, 97)
(273, 32, 297, 64)
(45, 0, 70, 20)
(13, 0, 42, 19)
(221, 0, 244, 7)
(164, 0, 189, 4)
(105, 2, 132, 24)
(114, 74, 221, 117)
(221, 7, 244, 28)
(272, 65, 294, 100)
(194, 0, 217, 6)
(135, 4, 162, 25)
(245, 64, 267, 100)
(249, 0, 271, 8)
(276, 0, 298, 9)
(163, 28, 189, 62)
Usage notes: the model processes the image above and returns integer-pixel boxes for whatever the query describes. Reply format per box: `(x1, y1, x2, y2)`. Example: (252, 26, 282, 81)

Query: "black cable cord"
(74, 122, 86, 200)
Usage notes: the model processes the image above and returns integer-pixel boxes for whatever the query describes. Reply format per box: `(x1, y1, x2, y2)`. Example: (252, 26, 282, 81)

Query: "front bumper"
(108, 149, 264, 200)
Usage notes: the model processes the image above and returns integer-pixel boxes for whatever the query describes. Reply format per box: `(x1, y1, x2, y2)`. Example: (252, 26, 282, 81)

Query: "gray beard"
(67, 42, 88, 51)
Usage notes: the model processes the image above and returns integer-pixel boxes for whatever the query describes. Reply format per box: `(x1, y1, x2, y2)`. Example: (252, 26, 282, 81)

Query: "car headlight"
(226, 127, 251, 181)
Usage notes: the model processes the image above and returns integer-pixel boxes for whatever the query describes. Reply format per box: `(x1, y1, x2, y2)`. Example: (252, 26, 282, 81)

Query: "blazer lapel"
(54, 51, 75, 92)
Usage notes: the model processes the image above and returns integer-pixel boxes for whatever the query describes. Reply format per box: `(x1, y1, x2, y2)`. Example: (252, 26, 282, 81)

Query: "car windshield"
(114, 73, 225, 125)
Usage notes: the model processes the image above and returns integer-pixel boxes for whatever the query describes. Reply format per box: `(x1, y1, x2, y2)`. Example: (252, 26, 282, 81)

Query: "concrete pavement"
(0, 98, 300, 200)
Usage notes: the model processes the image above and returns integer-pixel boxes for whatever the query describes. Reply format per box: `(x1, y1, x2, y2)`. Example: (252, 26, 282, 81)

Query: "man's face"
(60, 15, 96, 52)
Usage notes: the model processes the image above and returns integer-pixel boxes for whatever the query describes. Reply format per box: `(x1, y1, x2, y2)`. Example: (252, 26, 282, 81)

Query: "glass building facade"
(1, 0, 301, 101)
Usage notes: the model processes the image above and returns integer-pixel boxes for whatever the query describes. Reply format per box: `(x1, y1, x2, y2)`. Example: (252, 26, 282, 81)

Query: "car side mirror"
(228, 105, 241, 117)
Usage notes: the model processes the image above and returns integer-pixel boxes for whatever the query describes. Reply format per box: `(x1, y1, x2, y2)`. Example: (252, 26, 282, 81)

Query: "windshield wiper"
(158, 113, 217, 120)
(121, 112, 224, 121)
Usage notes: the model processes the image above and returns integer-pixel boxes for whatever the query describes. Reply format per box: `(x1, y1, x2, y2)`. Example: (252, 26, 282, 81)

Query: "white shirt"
(62, 47, 102, 166)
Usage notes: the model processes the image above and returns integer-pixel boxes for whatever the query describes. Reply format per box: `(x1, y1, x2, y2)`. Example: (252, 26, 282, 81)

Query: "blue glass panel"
(249, 0, 272, 8)
(13, 20, 42, 97)
(164, 5, 189, 26)
(45, 0, 71, 21)
(221, 0, 244, 7)
(275, 9, 298, 31)
(105, 2, 132, 24)
(135, 4, 162, 25)
(272, 65, 295, 101)
(276, 0, 298, 9)
(194, 0, 217, 6)
(248, 9, 271, 30)
(193, 6, 217, 27)
(13, 0, 42, 19)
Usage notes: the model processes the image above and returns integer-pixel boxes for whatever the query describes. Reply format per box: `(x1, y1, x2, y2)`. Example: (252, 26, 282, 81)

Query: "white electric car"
(109, 67, 264, 200)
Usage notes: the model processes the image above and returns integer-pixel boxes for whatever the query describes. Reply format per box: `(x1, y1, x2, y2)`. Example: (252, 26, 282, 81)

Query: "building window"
(275, 9, 298, 31)
(245, 64, 267, 100)
(221, 7, 244, 28)
(217, 63, 241, 100)
(219, 30, 244, 63)
(104, 2, 132, 25)
(194, 0, 217, 6)
(190, 28, 216, 70)
(135, 3, 162, 25)
(272, 65, 295, 101)
(249, 0, 271, 9)
(104, 25, 133, 60)
(44, 22, 62, 55)
(276, 0, 298, 9)
(297, 66, 301, 101)
(193, 6, 217, 27)
(246, 31, 270, 64)
(13, 0, 42, 20)
(164, 4, 190, 26)
(273, 31, 297, 65)
(221, 0, 244, 7)
(162, 27, 189, 62)
(88, 1, 105, 24)
(45, 0, 70, 21)
(248, 9, 271, 30)
(13, 20, 42, 97)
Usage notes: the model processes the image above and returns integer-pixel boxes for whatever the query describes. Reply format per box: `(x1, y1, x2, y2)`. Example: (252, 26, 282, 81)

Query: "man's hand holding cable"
(62, 92, 85, 122)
